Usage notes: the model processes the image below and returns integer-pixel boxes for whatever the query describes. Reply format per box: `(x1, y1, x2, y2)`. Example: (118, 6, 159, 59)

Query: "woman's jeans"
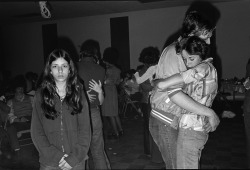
(89, 107, 111, 169)
(149, 116, 178, 169)
(177, 128, 208, 169)
(40, 161, 85, 170)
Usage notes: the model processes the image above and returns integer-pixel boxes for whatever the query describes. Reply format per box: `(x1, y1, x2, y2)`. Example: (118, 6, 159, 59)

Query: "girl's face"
(50, 57, 69, 83)
(15, 87, 24, 100)
(181, 50, 202, 69)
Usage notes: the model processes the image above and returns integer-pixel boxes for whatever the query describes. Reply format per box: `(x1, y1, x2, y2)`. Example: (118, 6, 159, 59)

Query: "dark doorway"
(110, 16, 130, 72)
(42, 24, 57, 63)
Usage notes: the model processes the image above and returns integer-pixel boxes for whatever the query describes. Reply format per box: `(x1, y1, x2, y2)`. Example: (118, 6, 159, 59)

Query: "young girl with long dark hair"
(31, 49, 91, 170)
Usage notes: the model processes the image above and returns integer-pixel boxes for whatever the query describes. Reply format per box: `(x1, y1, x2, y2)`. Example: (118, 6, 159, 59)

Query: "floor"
(0, 100, 248, 169)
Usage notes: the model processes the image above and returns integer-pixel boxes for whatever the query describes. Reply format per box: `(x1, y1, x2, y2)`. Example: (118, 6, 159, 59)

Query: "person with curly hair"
(31, 49, 91, 170)
(134, 46, 163, 163)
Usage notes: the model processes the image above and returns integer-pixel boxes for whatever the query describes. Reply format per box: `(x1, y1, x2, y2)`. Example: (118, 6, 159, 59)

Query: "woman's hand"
(59, 154, 72, 170)
(89, 79, 102, 94)
(86, 90, 96, 103)
(206, 110, 220, 132)
(203, 117, 212, 133)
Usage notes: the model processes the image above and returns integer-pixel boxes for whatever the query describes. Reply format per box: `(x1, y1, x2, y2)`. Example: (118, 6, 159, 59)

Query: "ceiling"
(0, 0, 240, 26)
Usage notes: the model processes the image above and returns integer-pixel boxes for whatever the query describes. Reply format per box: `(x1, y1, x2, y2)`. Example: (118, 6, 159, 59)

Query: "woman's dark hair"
(176, 36, 209, 60)
(25, 71, 38, 90)
(41, 49, 83, 120)
(139, 46, 160, 65)
(182, 10, 214, 38)
(12, 74, 27, 92)
(79, 39, 100, 63)
(102, 47, 119, 65)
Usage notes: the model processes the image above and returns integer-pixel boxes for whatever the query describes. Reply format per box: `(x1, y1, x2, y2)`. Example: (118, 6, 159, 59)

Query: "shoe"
(118, 130, 124, 136)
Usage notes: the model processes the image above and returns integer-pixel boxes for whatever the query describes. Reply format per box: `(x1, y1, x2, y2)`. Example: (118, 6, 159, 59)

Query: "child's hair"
(176, 36, 210, 60)
(139, 46, 160, 66)
(41, 49, 83, 120)
(102, 47, 119, 65)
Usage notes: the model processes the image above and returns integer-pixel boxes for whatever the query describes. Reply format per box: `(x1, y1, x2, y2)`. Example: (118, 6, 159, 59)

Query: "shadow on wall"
(57, 36, 79, 63)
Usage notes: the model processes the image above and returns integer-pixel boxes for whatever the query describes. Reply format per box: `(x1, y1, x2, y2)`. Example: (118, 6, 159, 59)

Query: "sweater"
(31, 89, 91, 167)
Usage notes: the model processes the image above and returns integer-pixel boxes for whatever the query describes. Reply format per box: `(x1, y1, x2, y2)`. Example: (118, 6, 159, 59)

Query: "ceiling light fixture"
(39, 1, 52, 19)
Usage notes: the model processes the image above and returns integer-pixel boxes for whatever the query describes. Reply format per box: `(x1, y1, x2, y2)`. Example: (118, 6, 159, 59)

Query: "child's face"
(181, 50, 202, 69)
(50, 57, 69, 83)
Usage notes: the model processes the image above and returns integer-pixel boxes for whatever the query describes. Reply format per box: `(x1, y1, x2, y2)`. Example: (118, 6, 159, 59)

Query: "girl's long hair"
(40, 49, 83, 120)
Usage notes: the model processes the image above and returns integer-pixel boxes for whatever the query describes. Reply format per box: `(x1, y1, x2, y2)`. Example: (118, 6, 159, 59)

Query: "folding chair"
(17, 129, 32, 147)
(5, 117, 33, 149)
(120, 89, 142, 118)
(0, 117, 9, 152)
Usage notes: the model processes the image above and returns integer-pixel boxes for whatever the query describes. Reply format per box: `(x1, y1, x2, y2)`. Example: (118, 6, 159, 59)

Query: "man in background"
(77, 39, 111, 169)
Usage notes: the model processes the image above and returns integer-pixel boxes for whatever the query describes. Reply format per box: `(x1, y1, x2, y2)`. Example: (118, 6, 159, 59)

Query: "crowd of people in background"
(0, 9, 220, 170)
(1, 3, 250, 169)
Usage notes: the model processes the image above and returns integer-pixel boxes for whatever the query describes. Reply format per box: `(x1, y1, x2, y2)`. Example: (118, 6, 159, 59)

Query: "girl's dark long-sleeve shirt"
(31, 89, 91, 167)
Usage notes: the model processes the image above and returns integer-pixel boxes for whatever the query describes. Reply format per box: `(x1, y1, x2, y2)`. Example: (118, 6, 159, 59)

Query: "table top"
(220, 81, 245, 101)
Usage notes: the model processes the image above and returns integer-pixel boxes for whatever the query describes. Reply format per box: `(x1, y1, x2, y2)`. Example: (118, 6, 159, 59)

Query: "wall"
(216, 1, 250, 79)
(1, 23, 44, 77)
(1, 0, 250, 79)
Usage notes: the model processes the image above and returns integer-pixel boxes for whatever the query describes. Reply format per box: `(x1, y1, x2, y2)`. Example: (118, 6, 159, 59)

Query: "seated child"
(6, 75, 33, 153)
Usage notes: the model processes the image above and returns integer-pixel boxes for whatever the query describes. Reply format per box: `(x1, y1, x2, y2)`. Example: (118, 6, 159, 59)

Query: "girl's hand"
(89, 79, 102, 94)
(59, 154, 72, 170)
(87, 90, 96, 103)
(59, 160, 72, 170)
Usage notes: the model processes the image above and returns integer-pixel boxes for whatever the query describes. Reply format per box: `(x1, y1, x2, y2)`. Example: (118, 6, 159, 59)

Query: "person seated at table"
(6, 75, 33, 154)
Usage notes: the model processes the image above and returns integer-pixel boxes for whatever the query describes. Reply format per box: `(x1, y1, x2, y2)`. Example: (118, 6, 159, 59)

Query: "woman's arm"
(157, 64, 207, 90)
(64, 92, 91, 167)
(156, 73, 183, 90)
(31, 93, 65, 164)
(170, 91, 220, 132)
(134, 65, 156, 84)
